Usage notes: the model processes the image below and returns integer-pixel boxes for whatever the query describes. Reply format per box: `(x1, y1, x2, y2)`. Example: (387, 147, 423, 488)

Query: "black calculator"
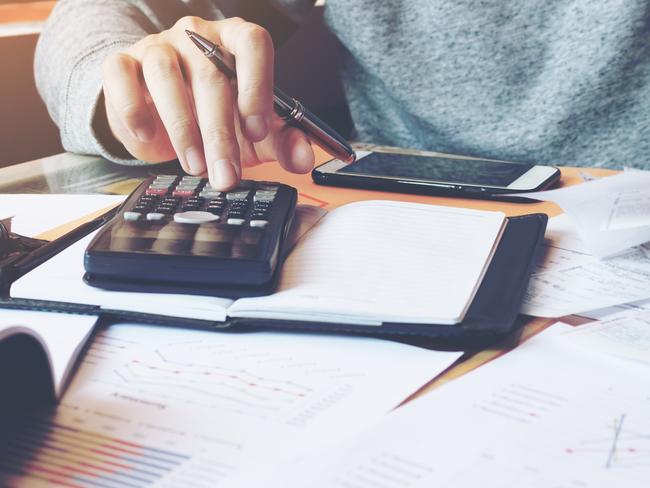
(83, 176, 297, 297)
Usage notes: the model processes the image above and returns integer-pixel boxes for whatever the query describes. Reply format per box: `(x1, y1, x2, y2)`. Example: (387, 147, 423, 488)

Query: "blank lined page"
(229, 201, 506, 325)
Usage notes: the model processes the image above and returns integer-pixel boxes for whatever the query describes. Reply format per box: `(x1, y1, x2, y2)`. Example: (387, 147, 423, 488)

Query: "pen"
(185, 30, 356, 164)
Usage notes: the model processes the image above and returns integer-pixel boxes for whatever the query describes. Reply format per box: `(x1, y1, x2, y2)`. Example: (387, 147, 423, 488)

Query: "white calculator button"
(250, 220, 269, 228)
(123, 211, 142, 221)
(146, 212, 166, 221)
(227, 218, 246, 226)
(174, 211, 220, 224)
(226, 191, 251, 201)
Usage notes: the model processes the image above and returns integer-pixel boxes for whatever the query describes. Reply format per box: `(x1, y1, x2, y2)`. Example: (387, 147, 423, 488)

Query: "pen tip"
(185, 29, 194, 37)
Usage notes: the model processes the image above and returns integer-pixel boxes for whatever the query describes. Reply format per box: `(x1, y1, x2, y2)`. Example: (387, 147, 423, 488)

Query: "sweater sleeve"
(34, 0, 225, 165)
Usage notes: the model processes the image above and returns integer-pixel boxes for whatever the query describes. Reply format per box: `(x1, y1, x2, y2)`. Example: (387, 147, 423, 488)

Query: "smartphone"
(312, 152, 560, 197)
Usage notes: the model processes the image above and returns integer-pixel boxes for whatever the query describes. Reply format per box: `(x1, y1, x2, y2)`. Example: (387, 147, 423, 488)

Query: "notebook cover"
(0, 214, 547, 347)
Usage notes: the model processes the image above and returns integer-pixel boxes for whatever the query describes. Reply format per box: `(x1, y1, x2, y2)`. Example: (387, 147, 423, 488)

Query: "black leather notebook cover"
(0, 213, 547, 348)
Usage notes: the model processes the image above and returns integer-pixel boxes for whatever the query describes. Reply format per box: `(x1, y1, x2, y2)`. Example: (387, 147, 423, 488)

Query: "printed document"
(283, 324, 650, 488)
(518, 170, 650, 257)
(0, 323, 461, 487)
(522, 215, 650, 317)
(562, 309, 650, 367)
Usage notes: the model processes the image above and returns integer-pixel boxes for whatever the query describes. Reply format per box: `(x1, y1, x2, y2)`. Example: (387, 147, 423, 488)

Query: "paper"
(563, 309, 650, 367)
(0, 322, 461, 487)
(0, 194, 125, 238)
(602, 189, 650, 230)
(518, 170, 650, 257)
(577, 297, 650, 321)
(522, 215, 650, 317)
(230, 200, 506, 325)
(11, 205, 327, 322)
(0, 310, 97, 397)
(285, 325, 650, 488)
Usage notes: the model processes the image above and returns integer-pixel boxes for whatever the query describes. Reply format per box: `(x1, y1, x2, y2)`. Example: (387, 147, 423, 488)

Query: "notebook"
(2, 200, 547, 344)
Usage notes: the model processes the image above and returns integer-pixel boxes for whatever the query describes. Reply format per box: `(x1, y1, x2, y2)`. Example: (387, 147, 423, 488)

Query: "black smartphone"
(312, 152, 560, 197)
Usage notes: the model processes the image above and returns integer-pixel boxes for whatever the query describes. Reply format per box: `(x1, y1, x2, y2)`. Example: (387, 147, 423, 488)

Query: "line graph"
(79, 327, 361, 425)
(564, 413, 650, 469)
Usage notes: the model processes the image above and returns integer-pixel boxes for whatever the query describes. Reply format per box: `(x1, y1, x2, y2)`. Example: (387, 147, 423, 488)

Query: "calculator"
(83, 176, 297, 297)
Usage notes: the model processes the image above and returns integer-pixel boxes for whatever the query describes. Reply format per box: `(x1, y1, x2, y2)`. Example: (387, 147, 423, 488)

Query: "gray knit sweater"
(35, 0, 650, 169)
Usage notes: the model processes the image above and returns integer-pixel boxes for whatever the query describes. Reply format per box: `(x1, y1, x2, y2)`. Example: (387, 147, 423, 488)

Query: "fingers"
(102, 52, 154, 143)
(273, 126, 315, 174)
(184, 46, 241, 190)
(218, 18, 275, 142)
(249, 115, 314, 174)
(141, 43, 206, 176)
(101, 16, 313, 183)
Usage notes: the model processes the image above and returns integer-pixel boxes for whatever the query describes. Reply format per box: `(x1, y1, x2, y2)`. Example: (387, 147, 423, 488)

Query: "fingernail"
(184, 146, 205, 175)
(243, 115, 268, 141)
(209, 159, 238, 190)
(134, 125, 154, 143)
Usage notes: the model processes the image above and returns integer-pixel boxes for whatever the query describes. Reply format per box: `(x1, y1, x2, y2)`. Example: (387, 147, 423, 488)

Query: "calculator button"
(155, 175, 177, 180)
(227, 218, 246, 225)
(146, 212, 167, 221)
(253, 191, 276, 201)
(226, 191, 251, 201)
(172, 189, 196, 197)
(174, 211, 220, 224)
(145, 187, 168, 196)
(258, 183, 279, 191)
(199, 190, 224, 199)
(250, 220, 269, 228)
(123, 211, 142, 221)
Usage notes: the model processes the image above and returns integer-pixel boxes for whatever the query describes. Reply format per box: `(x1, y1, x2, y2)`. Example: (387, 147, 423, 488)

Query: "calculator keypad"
(125, 176, 276, 228)
(110, 177, 285, 259)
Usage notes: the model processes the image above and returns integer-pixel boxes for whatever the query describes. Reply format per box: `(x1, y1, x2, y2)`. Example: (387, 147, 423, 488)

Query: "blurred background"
(0, 0, 352, 168)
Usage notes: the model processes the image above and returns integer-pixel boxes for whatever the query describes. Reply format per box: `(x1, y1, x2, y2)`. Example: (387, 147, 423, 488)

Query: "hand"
(100, 16, 315, 190)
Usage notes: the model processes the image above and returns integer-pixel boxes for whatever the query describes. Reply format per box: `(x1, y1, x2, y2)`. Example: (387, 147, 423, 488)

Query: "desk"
(0, 146, 616, 397)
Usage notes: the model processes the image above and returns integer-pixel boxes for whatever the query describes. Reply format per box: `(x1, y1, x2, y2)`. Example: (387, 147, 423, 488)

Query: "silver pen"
(186, 30, 356, 164)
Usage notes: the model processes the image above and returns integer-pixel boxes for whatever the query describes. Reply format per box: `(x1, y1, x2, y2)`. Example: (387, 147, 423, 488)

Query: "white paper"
(0, 194, 125, 238)
(0, 310, 97, 397)
(2, 322, 461, 487)
(602, 189, 650, 230)
(230, 201, 506, 325)
(562, 309, 650, 367)
(285, 325, 650, 488)
(517, 171, 650, 257)
(522, 215, 650, 317)
(577, 297, 650, 321)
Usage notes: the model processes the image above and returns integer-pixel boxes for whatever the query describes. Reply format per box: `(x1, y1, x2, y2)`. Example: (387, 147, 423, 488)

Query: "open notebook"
(0, 310, 97, 413)
(5, 201, 546, 342)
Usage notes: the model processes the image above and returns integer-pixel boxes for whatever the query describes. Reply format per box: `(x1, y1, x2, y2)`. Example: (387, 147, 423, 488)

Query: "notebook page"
(229, 201, 506, 325)
(0, 310, 98, 398)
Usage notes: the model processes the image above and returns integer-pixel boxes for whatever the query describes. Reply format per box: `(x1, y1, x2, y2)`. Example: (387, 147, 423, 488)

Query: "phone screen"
(336, 153, 534, 187)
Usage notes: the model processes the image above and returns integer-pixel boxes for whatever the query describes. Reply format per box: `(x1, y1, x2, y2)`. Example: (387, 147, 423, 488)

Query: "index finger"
(217, 18, 275, 142)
